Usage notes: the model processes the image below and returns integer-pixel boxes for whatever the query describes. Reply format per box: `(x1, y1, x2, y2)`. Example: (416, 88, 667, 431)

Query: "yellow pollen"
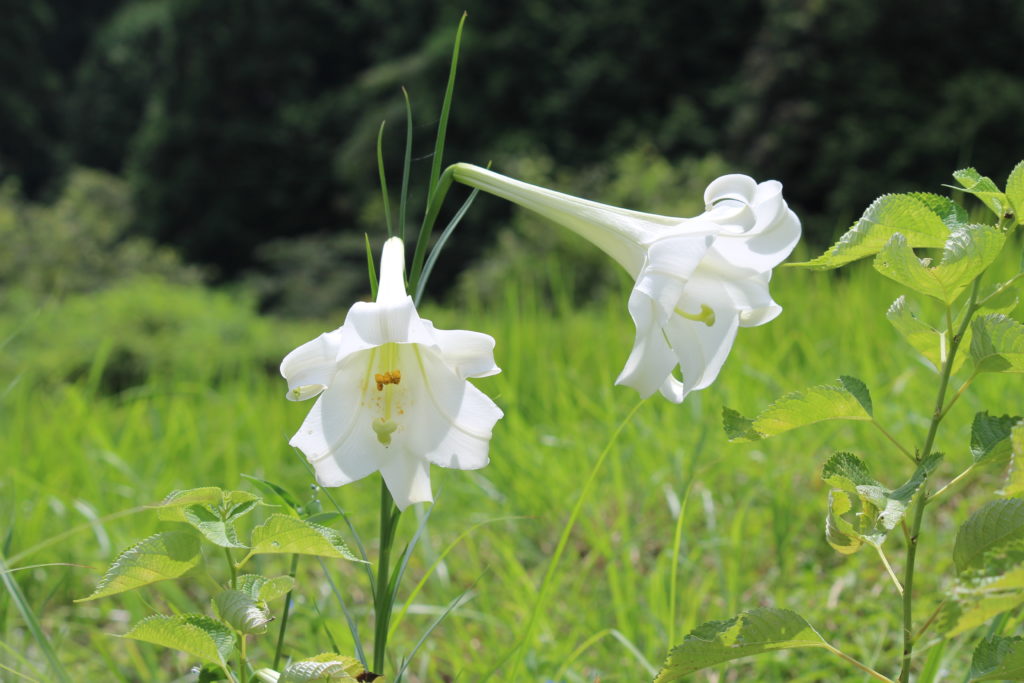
(374, 369, 402, 391)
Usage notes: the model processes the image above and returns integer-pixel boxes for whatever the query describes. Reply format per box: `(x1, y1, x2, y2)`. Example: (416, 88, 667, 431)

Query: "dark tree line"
(3, 0, 1023, 283)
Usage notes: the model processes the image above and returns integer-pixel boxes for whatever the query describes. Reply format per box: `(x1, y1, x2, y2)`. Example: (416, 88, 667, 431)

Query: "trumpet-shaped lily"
(451, 163, 801, 403)
(281, 237, 503, 509)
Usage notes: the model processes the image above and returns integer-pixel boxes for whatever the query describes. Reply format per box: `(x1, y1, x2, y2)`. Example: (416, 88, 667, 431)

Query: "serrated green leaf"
(280, 653, 364, 682)
(724, 376, 872, 443)
(821, 452, 940, 554)
(182, 505, 248, 549)
(1003, 424, 1024, 497)
(942, 591, 1024, 638)
(247, 514, 362, 562)
(887, 296, 945, 371)
(953, 167, 1009, 218)
(214, 589, 271, 635)
(970, 635, 1024, 681)
(78, 532, 201, 601)
(122, 614, 234, 666)
(825, 489, 863, 555)
(155, 487, 225, 522)
(873, 226, 1005, 304)
(971, 314, 1024, 373)
(234, 574, 296, 602)
(654, 608, 827, 681)
(1007, 161, 1024, 226)
(954, 499, 1024, 573)
(722, 407, 758, 441)
(790, 194, 949, 270)
(907, 191, 970, 224)
(972, 412, 1020, 466)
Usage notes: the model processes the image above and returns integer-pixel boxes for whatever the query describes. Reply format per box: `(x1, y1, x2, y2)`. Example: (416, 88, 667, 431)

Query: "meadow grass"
(1, 244, 1022, 682)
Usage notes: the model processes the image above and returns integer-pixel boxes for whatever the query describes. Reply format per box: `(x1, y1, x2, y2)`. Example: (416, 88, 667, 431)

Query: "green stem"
(372, 478, 402, 674)
(237, 633, 248, 683)
(938, 373, 977, 420)
(898, 277, 982, 683)
(874, 544, 903, 596)
(824, 643, 897, 683)
(926, 464, 976, 507)
(273, 554, 300, 671)
(225, 547, 237, 590)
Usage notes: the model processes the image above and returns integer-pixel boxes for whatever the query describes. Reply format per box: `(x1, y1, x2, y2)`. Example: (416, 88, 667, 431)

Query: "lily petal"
(280, 329, 345, 400)
(616, 288, 681, 399)
(426, 324, 501, 379)
(380, 450, 434, 510)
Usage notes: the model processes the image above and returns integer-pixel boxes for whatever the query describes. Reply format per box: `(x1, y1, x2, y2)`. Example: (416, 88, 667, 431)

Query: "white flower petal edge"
(280, 237, 503, 510)
(451, 163, 801, 403)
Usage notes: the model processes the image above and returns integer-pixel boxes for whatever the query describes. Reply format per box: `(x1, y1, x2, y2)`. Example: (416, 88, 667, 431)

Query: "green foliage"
(244, 514, 362, 564)
(886, 296, 944, 371)
(234, 574, 296, 602)
(156, 487, 261, 548)
(970, 635, 1024, 681)
(970, 314, 1024, 374)
(1004, 423, 1024, 497)
(278, 653, 365, 682)
(971, 412, 1019, 467)
(952, 168, 1009, 220)
(822, 452, 940, 554)
(790, 194, 951, 270)
(873, 226, 1005, 304)
(213, 589, 271, 635)
(953, 499, 1024, 574)
(0, 168, 200, 300)
(1007, 161, 1024, 226)
(654, 608, 826, 681)
(723, 376, 872, 442)
(122, 613, 234, 667)
(0, 276, 294, 391)
(79, 531, 201, 601)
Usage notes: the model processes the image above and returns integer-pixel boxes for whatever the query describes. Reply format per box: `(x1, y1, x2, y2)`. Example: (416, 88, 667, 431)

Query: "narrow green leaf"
(971, 314, 1024, 373)
(953, 167, 1009, 219)
(970, 635, 1024, 681)
(181, 505, 247, 549)
(724, 376, 872, 443)
(376, 120, 393, 237)
(790, 194, 950, 270)
(1006, 160, 1024, 226)
(78, 532, 201, 601)
(364, 234, 378, 301)
(399, 87, 413, 242)
(873, 226, 1005, 304)
(654, 608, 827, 681)
(248, 514, 363, 562)
(414, 186, 482, 304)
(214, 589, 271, 635)
(235, 574, 296, 602)
(972, 412, 1020, 466)
(242, 474, 303, 517)
(1003, 423, 1024, 497)
(281, 653, 364, 682)
(122, 614, 234, 666)
(953, 498, 1024, 573)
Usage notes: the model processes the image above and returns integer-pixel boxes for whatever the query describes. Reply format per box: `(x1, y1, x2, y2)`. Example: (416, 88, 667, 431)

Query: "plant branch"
(874, 545, 903, 596)
(871, 420, 917, 463)
(926, 464, 976, 507)
(824, 643, 896, 683)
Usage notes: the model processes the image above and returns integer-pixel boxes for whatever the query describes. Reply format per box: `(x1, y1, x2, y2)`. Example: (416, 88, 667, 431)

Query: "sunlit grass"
(2, 243, 1022, 681)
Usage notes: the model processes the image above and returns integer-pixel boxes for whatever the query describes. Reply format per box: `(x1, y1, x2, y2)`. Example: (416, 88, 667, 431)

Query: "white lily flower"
(451, 163, 800, 403)
(281, 237, 503, 510)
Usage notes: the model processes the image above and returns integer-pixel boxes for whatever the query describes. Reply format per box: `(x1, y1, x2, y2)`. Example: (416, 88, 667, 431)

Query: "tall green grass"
(2, 245, 1021, 681)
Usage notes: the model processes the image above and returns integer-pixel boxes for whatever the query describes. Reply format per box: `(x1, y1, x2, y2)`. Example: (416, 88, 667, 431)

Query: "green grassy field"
(2, 245, 1022, 682)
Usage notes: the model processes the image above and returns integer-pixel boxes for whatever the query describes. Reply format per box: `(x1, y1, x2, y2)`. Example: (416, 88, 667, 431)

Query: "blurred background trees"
(2, 0, 1023, 315)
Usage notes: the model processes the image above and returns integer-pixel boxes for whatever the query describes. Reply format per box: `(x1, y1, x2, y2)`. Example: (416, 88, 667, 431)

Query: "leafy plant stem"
(373, 478, 402, 674)
(237, 634, 248, 683)
(898, 276, 982, 683)
(874, 545, 904, 596)
(872, 419, 917, 463)
(504, 398, 646, 681)
(824, 643, 896, 683)
(976, 272, 1024, 307)
(272, 553, 300, 670)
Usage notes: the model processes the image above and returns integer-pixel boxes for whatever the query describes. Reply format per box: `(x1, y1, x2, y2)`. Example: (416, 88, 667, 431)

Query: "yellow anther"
(391, 369, 401, 384)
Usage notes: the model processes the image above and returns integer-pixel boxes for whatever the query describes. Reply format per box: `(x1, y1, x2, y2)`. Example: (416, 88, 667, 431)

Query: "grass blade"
(317, 557, 368, 668)
(413, 187, 480, 305)
(377, 121, 393, 237)
(399, 87, 413, 242)
(394, 582, 479, 682)
(0, 549, 73, 683)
